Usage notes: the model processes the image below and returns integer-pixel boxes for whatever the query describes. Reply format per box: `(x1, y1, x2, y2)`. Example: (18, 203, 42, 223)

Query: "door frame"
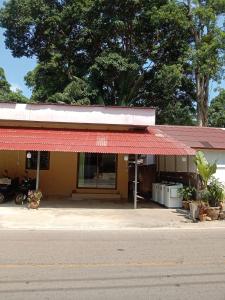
(76, 152, 118, 190)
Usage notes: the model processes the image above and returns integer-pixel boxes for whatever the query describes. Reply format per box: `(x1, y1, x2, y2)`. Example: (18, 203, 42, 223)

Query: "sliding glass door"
(78, 153, 117, 189)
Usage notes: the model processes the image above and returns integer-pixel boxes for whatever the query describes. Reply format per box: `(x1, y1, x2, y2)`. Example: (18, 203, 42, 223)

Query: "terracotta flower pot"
(206, 207, 220, 220)
(28, 201, 39, 209)
(27, 190, 42, 209)
(199, 214, 207, 222)
(183, 201, 190, 210)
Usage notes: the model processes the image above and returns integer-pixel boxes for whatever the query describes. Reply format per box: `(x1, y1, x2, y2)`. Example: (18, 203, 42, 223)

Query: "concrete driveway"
(0, 199, 224, 230)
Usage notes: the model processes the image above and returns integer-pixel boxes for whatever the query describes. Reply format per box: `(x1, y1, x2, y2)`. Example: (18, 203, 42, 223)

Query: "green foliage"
(178, 186, 196, 201)
(47, 78, 93, 105)
(0, 67, 10, 94)
(181, 0, 225, 126)
(89, 52, 140, 105)
(194, 151, 225, 206)
(208, 90, 225, 127)
(194, 151, 217, 189)
(207, 177, 225, 207)
(1, 90, 29, 103)
(157, 102, 195, 125)
(25, 62, 71, 103)
(1, 0, 225, 127)
(0, 0, 195, 122)
(0, 67, 28, 103)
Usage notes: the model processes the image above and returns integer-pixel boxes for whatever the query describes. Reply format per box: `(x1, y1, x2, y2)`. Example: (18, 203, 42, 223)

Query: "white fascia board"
(0, 103, 155, 126)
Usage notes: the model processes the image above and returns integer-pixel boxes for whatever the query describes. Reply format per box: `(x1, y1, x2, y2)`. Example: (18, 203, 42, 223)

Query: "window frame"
(25, 151, 50, 170)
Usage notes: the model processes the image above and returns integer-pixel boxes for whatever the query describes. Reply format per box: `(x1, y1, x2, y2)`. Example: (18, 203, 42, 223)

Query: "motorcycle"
(0, 170, 19, 204)
(15, 173, 36, 205)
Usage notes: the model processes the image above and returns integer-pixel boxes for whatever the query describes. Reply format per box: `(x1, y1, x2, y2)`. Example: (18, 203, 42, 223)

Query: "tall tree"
(0, 0, 195, 124)
(181, 0, 225, 126)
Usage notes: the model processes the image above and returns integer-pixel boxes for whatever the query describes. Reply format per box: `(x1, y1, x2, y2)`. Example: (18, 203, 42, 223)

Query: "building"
(154, 125, 225, 185)
(0, 103, 195, 206)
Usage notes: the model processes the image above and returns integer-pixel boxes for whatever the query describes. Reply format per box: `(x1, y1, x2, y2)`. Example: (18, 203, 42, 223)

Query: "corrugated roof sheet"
(0, 127, 195, 155)
(152, 125, 225, 150)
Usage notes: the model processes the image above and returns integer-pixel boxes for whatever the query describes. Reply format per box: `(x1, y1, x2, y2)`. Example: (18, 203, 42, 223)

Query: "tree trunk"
(196, 73, 209, 127)
(189, 0, 209, 127)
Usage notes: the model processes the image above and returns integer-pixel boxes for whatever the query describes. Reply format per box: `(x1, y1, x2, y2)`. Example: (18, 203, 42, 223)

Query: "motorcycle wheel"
(0, 193, 5, 204)
(15, 193, 24, 205)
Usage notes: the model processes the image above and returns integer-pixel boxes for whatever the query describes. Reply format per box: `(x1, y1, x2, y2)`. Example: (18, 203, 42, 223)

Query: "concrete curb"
(1, 225, 225, 231)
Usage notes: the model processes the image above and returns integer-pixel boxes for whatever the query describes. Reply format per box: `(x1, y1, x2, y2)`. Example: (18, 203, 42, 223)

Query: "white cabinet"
(164, 184, 183, 208)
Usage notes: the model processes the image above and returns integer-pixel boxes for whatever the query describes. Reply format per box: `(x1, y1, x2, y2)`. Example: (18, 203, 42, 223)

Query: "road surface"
(1, 229, 225, 299)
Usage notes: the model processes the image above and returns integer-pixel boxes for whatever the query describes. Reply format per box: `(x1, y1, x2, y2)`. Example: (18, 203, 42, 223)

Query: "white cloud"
(10, 83, 22, 92)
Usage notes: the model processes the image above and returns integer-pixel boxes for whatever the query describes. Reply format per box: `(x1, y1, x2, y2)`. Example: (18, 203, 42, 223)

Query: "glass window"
(26, 151, 50, 170)
(78, 153, 116, 189)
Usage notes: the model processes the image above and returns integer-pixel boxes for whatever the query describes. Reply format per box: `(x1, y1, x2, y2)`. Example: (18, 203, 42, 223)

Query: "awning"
(0, 127, 196, 155)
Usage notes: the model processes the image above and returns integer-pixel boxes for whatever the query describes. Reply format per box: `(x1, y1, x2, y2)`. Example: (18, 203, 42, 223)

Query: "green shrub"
(178, 186, 196, 201)
(207, 177, 225, 207)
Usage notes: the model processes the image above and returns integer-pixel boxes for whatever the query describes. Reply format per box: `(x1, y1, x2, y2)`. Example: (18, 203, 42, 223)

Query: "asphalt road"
(1, 229, 225, 300)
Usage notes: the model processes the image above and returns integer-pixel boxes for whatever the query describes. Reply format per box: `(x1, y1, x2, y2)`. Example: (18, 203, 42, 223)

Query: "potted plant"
(194, 151, 225, 221)
(207, 177, 225, 207)
(193, 151, 218, 220)
(198, 200, 209, 221)
(206, 178, 225, 220)
(27, 190, 42, 209)
(194, 151, 217, 198)
(178, 184, 199, 221)
(178, 186, 196, 210)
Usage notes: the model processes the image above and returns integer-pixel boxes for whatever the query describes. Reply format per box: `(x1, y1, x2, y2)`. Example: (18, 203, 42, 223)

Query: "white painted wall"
(0, 103, 155, 126)
(158, 150, 225, 184)
(203, 150, 225, 184)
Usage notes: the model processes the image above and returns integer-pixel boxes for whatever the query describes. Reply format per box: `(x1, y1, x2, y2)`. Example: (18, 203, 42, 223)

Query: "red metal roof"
(0, 127, 195, 155)
(152, 125, 225, 150)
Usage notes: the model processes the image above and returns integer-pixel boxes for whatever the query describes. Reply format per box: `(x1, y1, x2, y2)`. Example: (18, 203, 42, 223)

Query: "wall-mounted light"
(26, 152, 32, 159)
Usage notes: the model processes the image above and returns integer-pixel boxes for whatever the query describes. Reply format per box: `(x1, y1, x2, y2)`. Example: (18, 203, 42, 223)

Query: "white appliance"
(164, 183, 183, 208)
(156, 183, 161, 203)
(152, 183, 160, 203)
(158, 184, 166, 205)
(152, 183, 157, 202)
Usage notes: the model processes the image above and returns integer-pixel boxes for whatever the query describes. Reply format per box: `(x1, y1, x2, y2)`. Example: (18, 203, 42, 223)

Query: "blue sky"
(0, 0, 36, 97)
(0, 0, 224, 100)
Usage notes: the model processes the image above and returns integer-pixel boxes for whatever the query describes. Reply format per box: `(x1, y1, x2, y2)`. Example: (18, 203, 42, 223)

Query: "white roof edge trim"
(0, 103, 155, 126)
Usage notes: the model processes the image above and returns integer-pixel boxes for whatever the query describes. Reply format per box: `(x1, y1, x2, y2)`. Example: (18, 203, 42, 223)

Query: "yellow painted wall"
(0, 151, 128, 200)
(117, 154, 129, 199)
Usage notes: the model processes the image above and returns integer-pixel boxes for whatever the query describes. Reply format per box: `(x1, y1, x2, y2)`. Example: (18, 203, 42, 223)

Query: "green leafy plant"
(27, 190, 42, 209)
(199, 189, 210, 204)
(178, 186, 196, 201)
(207, 178, 225, 207)
(193, 151, 225, 207)
(194, 151, 217, 190)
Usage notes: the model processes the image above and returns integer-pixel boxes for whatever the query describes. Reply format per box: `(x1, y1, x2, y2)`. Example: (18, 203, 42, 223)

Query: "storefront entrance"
(77, 153, 117, 189)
